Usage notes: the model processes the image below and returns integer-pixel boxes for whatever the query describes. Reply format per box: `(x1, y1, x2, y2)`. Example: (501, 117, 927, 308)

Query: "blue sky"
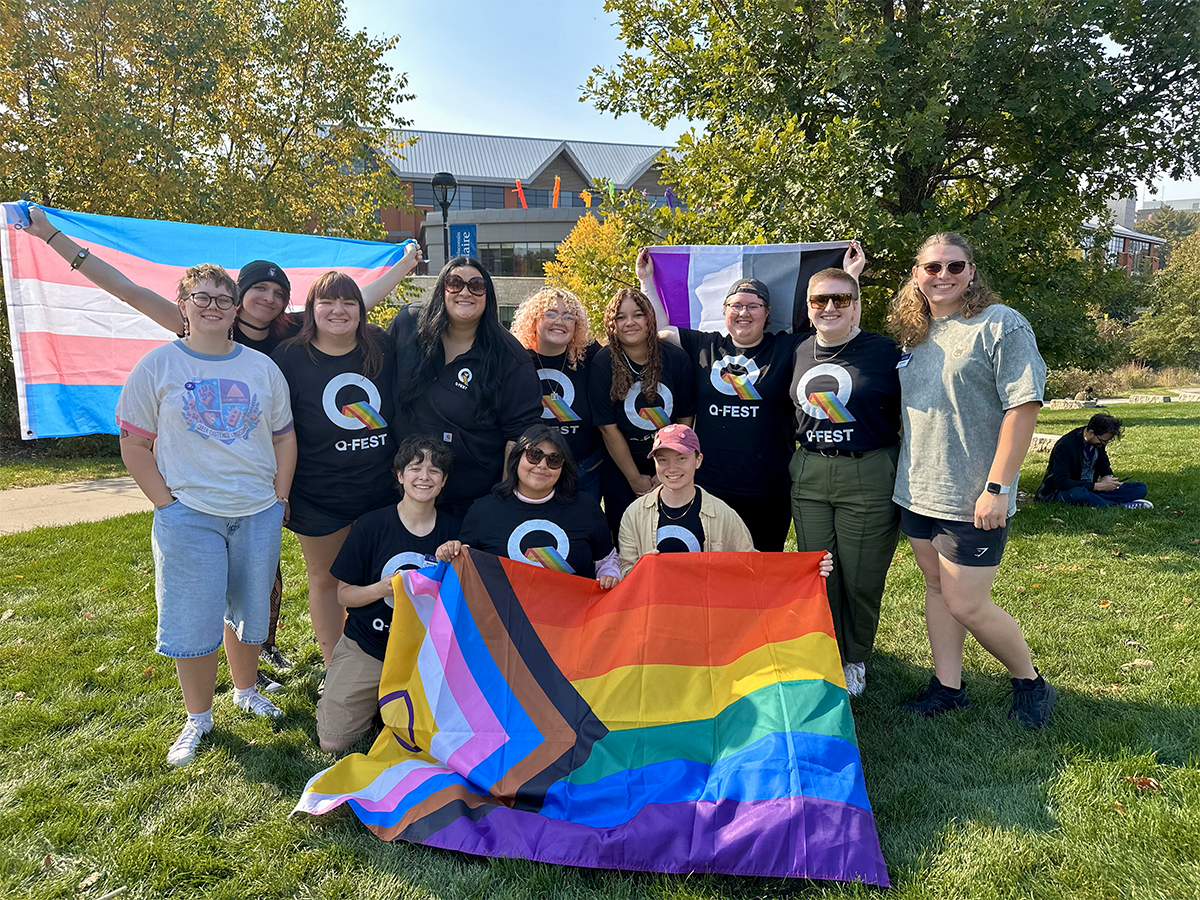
(343, 0, 1198, 203)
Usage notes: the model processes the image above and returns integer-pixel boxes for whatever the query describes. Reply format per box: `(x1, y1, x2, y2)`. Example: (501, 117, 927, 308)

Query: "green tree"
(584, 0, 1199, 365)
(544, 213, 639, 339)
(1138, 206, 1200, 263)
(1129, 231, 1200, 368)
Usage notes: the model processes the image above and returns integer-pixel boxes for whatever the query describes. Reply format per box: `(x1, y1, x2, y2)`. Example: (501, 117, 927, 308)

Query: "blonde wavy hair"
(888, 232, 999, 349)
(510, 287, 591, 369)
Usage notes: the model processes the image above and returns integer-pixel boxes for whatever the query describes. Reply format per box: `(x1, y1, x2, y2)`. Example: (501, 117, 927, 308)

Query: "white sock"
(232, 686, 259, 704)
(188, 708, 214, 731)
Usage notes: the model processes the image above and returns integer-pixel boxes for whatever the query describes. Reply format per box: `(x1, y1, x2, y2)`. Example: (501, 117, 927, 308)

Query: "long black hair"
(281, 271, 385, 379)
(397, 256, 508, 417)
(494, 424, 579, 503)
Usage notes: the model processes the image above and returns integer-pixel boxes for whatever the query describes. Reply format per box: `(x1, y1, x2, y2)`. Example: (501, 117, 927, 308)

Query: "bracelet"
(46, 229, 62, 246)
(69, 247, 90, 270)
(277, 496, 290, 504)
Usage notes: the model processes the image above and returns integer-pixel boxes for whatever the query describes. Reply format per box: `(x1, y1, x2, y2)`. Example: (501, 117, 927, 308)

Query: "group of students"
(24, 205, 1061, 769)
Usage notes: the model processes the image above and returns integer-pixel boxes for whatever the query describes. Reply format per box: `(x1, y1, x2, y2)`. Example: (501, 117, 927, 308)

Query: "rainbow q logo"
(457, 368, 473, 387)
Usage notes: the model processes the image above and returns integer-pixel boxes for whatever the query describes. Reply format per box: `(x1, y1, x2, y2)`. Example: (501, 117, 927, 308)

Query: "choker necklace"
(658, 488, 698, 520)
(239, 319, 271, 333)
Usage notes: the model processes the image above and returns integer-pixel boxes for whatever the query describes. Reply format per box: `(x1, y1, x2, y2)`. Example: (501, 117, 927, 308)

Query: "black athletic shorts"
(899, 507, 1010, 567)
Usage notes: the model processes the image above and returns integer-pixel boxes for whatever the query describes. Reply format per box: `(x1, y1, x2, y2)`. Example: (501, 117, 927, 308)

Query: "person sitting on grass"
(1034, 413, 1151, 509)
(617, 424, 834, 580)
(318, 437, 460, 752)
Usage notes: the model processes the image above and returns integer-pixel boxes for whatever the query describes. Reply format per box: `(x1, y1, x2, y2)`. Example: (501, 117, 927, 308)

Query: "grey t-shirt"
(892, 304, 1046, 522)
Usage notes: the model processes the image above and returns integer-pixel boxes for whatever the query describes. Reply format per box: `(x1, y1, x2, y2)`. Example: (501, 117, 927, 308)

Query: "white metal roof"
(380, 130, 668, 189)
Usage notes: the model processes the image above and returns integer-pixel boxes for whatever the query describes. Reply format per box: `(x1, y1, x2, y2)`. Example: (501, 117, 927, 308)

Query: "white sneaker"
(843, 662, 866, 697)
(1123, 499, 1153, 509)
(167, 718, 211, 767)
(234, 688, 284, 720)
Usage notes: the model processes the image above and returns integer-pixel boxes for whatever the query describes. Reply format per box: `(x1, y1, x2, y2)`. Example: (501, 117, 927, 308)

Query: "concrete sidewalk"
(0, 477, 152, 535)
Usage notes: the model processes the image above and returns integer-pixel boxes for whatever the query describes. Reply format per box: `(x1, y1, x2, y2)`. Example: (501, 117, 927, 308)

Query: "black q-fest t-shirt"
(655, 488, 707, 553)
(388, 308, 543, 508)
(460, 492, 612, 579)
(330, 506, 461, 661)
(678, 329, 803, 498)
(528, 342, 602, 464)
(271, 328, 396, 520)
(790, 331, 902, 452)
(588, 342, 697, 473)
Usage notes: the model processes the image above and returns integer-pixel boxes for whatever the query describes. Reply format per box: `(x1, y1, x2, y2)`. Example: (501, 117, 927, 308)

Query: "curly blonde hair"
(510, 287, 591, 369)
(888, 232, 999, 349)
(604, 288, 663, 404)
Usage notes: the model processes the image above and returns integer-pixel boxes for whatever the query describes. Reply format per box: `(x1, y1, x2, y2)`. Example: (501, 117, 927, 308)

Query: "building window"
(478, 242, 559, 277)
(409, 182, 505, 210)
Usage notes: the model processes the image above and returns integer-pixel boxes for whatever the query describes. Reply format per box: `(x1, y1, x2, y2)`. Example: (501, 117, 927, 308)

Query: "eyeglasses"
(807, 293, 854, 309)
(918, 260, 969, 276)
(444, 274, 487, 297)
(724, 302, 766, 314)
(523, 446, 564, 469)
(190, 292, 236, 310)
(542, 310, 578, 323)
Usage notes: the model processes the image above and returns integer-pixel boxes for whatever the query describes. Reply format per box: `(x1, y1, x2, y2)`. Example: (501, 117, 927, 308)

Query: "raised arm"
(361, 240, 423, 311)
(24, 206, 184, 334)
(636, 248, 681, 347)
(842, 240, 866, 281)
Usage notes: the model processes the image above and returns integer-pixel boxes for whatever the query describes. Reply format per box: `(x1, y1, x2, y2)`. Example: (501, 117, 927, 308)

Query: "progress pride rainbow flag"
(1, 203, 409, 439)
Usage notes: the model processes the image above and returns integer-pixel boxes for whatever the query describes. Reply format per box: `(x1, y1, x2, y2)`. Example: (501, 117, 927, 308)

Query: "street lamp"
(431, 172, 458, 268)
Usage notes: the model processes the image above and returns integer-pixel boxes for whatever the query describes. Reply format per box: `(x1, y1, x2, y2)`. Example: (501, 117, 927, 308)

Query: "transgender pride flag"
(647, 242, 851, 335)
(1, 203, 409, 439)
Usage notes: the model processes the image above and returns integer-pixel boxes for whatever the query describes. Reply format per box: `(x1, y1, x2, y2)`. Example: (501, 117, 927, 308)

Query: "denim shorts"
(151, 499, 285, 658)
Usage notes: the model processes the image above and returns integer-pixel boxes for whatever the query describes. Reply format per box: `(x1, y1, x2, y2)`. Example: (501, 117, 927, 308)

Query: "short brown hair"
(175, 263, 237, 306)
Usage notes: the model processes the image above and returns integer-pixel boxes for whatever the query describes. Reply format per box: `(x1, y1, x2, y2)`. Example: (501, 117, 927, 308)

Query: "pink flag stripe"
(19, 332, 166, 386)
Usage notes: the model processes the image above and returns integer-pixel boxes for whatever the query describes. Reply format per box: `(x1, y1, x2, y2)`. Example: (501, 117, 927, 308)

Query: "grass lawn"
(0, 403, 1196, 899)
(0, 457, 127, 491)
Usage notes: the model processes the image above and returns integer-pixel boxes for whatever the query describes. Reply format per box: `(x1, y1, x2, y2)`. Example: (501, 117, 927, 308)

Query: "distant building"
(1136, 197, 1200, 221)
(1105, 195, 1137, 230)
(1082, 221, 1167, 275)
(374, 130, 672, 274)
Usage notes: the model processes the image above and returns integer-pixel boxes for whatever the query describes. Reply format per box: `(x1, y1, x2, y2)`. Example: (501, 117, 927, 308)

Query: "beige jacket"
(617, 486, 756, 577)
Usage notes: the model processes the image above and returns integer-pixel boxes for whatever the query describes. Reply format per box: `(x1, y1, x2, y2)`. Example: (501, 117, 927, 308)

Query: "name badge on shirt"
(896, 353, 912, 368)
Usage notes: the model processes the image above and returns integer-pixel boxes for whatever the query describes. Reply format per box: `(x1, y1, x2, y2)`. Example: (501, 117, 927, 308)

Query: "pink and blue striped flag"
(1, 203, 409, 439)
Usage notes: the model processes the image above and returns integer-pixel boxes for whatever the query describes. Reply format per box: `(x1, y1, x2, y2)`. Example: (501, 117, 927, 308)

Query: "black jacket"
(1035, 427, 1113, 501)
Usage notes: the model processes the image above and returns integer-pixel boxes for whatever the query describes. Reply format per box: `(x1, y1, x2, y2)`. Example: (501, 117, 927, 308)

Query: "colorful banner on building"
(646, 242, 851, 335)
(0, 203, 409, 439)
(449, 223, 477, 260)
(293, 550, 889, 885)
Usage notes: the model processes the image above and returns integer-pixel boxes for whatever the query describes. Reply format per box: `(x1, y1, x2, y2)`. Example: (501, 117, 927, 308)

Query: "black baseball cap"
(725, 278, 770, 304)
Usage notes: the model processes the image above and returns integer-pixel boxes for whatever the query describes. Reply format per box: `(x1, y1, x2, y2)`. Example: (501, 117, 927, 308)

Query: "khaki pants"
(789, 445, 901, 664)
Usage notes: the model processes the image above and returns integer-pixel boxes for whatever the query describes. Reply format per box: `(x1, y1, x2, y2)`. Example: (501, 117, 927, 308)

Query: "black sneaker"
(1009, 672, 1056, 728)
(256, 670, 284, 694)
(901, 675, 970, 717)
(260, 644, 293, 672)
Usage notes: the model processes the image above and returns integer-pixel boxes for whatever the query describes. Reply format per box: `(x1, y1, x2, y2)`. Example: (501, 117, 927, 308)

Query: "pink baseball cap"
(649, 423, 701, 457)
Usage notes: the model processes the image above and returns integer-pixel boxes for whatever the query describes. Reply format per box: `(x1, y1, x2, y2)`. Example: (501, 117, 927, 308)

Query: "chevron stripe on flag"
(0, 203, 409, 439)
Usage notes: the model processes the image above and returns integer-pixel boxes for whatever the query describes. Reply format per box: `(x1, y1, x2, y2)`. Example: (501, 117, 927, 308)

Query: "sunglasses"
(807, 293, 854, 309)
(444, 274, 487, 297)
(523, 446, 564, 469)
(190, 292, 236, 310)
(918, 260, 969, 276)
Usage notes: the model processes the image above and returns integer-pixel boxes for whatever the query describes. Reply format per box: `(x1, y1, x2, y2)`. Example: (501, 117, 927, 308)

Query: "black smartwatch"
(985, 481, 1011, 495)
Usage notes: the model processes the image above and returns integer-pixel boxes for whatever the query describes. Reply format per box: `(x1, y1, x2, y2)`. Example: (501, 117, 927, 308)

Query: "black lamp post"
(431, 172, 458, 268)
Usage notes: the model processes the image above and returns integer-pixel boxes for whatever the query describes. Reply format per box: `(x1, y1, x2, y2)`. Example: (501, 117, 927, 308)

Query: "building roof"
(1083, 220, 1168, 245)
(380, 130, 668, 189)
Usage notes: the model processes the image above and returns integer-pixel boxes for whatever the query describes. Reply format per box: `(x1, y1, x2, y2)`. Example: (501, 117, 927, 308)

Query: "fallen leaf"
(1033, 564, 1051, 570)
(1113, 801, 1127, 814)
(81, 611, 94, 620)
(1120, 659, 1154, 670)
(95, 665, 106, 673)
(1050, 517, 1065, 524)
(1092, 683, 1124, 696)
(1098, 599, 1111, 608)
(143, 668, 153, 678)
(13, 574, 22, 579)
(14, 691, 26, 700)
(1174, 509, 1186, 516)
(1191, 538, 1199, 545)
(1124, 775, 1161, 791)
(1184, 598, 1194, 606)
(1156, 614, 1168, 620)
(1056, 565, 1082, 572)
(1099, 568, 1106, 575)
(1174, 622, 1187, 631)
(1111, 550, 1125, 558)
(1124, 639, 1147, 651)
(1031, 583, 1043, 589)
(42, 853, 51, 868)
(78, 871, 102, 891)
(0, 609, 13, 621)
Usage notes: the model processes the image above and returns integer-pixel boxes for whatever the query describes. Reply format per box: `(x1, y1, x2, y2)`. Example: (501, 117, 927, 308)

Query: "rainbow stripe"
(294, 551, 888, 885)
(523, 546, 575, 574)
(721, 371, 762, 400)
(341, 401, 387, 430)
(808, 391, 856, 423)
(1, 202, 409, 439)
(541, 394, 582, 422)
(638, 405, 671, 428)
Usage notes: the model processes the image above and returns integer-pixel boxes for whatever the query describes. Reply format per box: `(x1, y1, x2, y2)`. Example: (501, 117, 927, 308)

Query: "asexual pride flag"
(294, 550, 889, 885)
(1, 203, 409, 439)
(646, 243, 851, 335)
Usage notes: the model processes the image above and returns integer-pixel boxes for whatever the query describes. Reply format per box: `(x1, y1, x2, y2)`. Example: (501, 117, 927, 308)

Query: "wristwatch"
(985, 481, 1011, 495)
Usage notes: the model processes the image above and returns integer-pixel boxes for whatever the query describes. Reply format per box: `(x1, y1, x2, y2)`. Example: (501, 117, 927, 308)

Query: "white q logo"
(322, 372, 383, 431)
(710, 353, 761, 396)
(656, 525, 702, 552)
(379, 552, 430, 608)
(537, 369, 575, 419)
(507, 519, 571, 566)
(794, 363, 852, 420)
(623, 380, 675, 431)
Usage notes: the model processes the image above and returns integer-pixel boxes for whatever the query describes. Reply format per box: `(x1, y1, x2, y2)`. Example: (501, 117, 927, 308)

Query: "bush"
(1044, 363, 1198, 399)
